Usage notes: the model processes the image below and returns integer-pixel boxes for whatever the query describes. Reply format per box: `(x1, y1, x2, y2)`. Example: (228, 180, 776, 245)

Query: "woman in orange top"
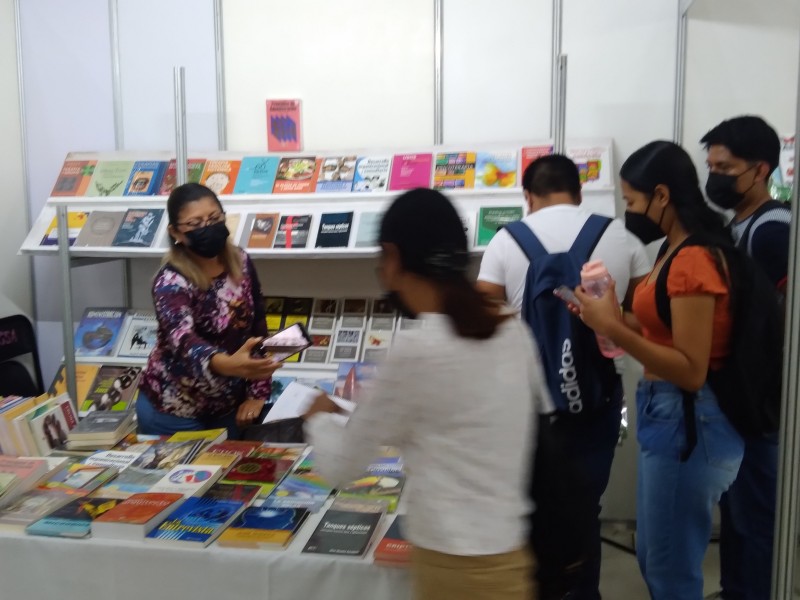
(576, 141, 744, 600)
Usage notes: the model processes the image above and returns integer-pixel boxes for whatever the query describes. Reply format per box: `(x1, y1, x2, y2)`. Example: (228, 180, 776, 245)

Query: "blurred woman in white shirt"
(305, 188, 552, 600)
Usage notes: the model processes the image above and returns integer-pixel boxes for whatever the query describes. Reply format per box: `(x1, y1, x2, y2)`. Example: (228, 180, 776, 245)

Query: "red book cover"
(266, 99, 302, 152)
(520, 145, 554, 175)
(374, 516, 410, 564)
(159, 159, 206, 195)
(205, 441, 261, 459)
(94, 493, 184, 525)
(224, 457, 294, 484)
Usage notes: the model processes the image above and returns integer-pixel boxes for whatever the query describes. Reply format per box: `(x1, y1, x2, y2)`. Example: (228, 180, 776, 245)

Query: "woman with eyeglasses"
(136, 183, 280, 438)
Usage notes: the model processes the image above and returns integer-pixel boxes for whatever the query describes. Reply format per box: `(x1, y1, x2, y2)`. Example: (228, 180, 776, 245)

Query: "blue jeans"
(719, 433, 778, 600)
(136, 392, 241, 440)
(636, 381, 744, 600)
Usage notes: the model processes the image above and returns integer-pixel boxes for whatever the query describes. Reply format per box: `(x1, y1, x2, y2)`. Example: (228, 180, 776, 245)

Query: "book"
(354, 212, 383, 248)
(389, 153, 433, 190)
(273, 157, 320, 194)
(476, 206, 524, 246)
(218, 505, 310, 549)
(148, 464, 223, 497)
(521, 144, 554, 174)
(26, 495, 121, 538)
(338, 473, 405, 513)
(316, 156, 357, 192)
(51, 159, 96, 196)
(167, 428, 227, 446)
(116, 310, 158, 359)
(73, 211, 126, 247)
(315, 212, 354, 248)
(333, 362, 378, 401)
(0, 474, 18, 502)
(273, 214, 312, 249)
(50, 361, 96, 401)
(10, 398, 58, 456)
(353, 156, 391, 192)
(302, 498, 385, 556)
(39, 463, 118, 493)
(83, 450, 144, 471)
(433, 152, 476, 189)
(40, 211, 89, 246)
(91, 492, 184, 540)
(93, 467, 165, 499)
(225, 212, 242, 243)
(265, 382, 354, 425)
(111, 208, 164, 248)
(361, 330, 393, 363)
(368, 447, 404, 474)
(130, 440, 203, 471)
(265, 456, 332, 512)
(67, 410, 136, 442)
(339, 297, 369, 329)
(123, 160, 168, 196)
(85, 160, 135, 196)
(28, 394, 78, 456)
(267, 99, 302, 152)
(199, 159, 241, 195)
(0, 489, 76, 532)
(221, 457, 295, 496)
(204, 440, 261, 459)
(202, 482, 261, 505)
(80, 366, 141, 416)
(244, 213, 281, 248)
(476, 151, 517, 188)
(233, 156, 280, 194)
(74, 308, 126, 357)
(373, 515, 410, 566)
(308, 298, 340, 333)
(264, 297, 286, 331)
(146, 494, 247, 547)
(567, 143, 612, 189)
(191, 451, 238, 470)
(0, 457, 50, 506)
(159, 158, 206, 195)
(302, 334, 332, 363)
(248, 444, 306, 462)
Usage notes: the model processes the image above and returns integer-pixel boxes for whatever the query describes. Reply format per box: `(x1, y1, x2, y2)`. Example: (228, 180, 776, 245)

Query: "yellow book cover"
(192, 452, 239, 470)
(48, 364, 100, 405)
(167, 429, 227, 444)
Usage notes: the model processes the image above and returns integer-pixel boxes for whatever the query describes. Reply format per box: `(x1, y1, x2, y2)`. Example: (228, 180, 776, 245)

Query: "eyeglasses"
(175, 211, 226, 231)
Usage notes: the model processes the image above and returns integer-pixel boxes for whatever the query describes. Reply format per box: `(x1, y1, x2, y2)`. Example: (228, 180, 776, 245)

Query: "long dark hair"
(379, 188, 507, 340)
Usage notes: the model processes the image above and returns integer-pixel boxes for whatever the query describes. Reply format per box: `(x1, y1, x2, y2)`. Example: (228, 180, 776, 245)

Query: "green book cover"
(476, 206, 523, 246)
(86, 161, 135, 197)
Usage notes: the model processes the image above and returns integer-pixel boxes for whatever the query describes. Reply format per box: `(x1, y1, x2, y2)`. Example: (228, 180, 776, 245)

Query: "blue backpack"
(505, 215, 619, 416)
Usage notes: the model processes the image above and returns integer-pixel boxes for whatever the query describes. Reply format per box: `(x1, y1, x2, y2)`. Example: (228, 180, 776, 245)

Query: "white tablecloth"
(0, 509, 412, 600)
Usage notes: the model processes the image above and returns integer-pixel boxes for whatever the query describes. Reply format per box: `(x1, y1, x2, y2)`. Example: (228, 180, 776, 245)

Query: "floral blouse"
(139, 249, 270, 419)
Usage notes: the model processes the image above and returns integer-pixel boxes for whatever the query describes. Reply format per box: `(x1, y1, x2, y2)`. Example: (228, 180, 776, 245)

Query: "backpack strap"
(569, 214, 613, 262)
(504, 221, 549, 263)
(737, 200, 790, 252)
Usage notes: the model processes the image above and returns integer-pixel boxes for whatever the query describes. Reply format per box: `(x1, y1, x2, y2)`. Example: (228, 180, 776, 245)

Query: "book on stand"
(389, 153, 433, 190)
(74, 308, 127, 358)
(266, 99, 303, 152)
(476, 151, 517, 188)
(433, 152, 476, 190)
(273, 215, 312, 249)
(233, 156, 280, 194)
(116, 310, 157, 359)
(316, 156, 357, 192)
(111, 208, 164, 248)
(74, 211, 125, 247)
(51, 160, 96, 196)
(123, 161, 168, 196)
(40, 211, 89, 247)
(273, 157, 320, 194)
(476, 206, 524, 246)
(200, 160, 241, 195)
(85, 161, 135, 197)
(353, 156, 391, 192)
(159, 158, 206, 195)
(79, 366, 141, 416)
(244, 213, 281, 249)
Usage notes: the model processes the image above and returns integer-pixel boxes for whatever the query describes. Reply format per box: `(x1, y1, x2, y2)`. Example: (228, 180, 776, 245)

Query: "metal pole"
(174, 67, 188, 185)
(550, 0, 563, 138)
(672, 3, 688, 144)
(433, 0, 444, 145)
(553, 55, 568, 155)
(213, 0, 227, 150)
(56, 206, 78, 409)
(108, 0, 124, 149)
(771, 43, 800, 600)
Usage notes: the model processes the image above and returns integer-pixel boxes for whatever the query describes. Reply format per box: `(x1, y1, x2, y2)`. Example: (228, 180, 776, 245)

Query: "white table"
(0, 508, 412, 600)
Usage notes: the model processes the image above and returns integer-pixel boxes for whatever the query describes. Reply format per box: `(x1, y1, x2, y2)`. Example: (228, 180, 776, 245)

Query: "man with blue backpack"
(478, 154, 650, 600)
(702, 116, 790, 600)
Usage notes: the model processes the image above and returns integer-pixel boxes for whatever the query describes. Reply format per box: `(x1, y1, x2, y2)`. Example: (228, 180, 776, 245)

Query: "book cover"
(200, 160, 241, 196)
(111, 208, 164, 248)
(340, 297, 369, 328)
(315, 212, 354, 248)
(222, 457, 294, 495)
(130, 440, 201, 471)
(273, 157, 320, 194)
(302, 334, 331, 364)
(80, 366, 141, 415)
(245, 213, 280, 249)
(74, 308, 126, 357)
(433, 152, 476, 190)
(309, 298, 340, 332)
(123, 161, 168, 196)
(204, 440, 261, 459)
(338, 473, 405, 513)
(40, 211, 89, 246)
(218, 505, 310, 548)
(117, 311, 158, 359)
(26, 496, 121, 538)
(567, 144, 611, 188)
(354, 212, 383, 248)
(0, 489, 75, 530)
(233, 156, 280, 194)
(368, 447, 404, 474)
(521, 145, 554, 174)
(73, 211, 126, 247)
(86, 161, 135, 197)
(0, 474, 18, 500)
(94, 467, 165, 499)
(29, 396, 77, 456)
(333, 362, 378, 401)
(159, 158, 206, 195)
(476, 151, 517, 188)
(68, 410, 135, 439)
(316, 156, 357, 192)
(225, 213, 242, 243)
(361, 330, 393, 363)
(266, 99, 302, 152)
(167, 429, 227, 445)
(265, 471, 332, 511)
(146, 495, 245, 546)
(149, 464, 222, 496)
(302, 505, 383, 556)
(0, 456, 49, 485)
(353, 156, 391, 193)
(476, 206, 524, 246)
(248, 444, 306, 462)
(202, 482, 261, 505)
(273, 215, 312, 249)
(264, 296, 285, 332)
(374, 515, 410, 565)
(51, 160, 96, 196)
(48, 364, 100, 405)
(40, 464, 117, 493)
(83, 450, 144, 470)
(389, 153, 433, 190)
(92, 492, 183, 526)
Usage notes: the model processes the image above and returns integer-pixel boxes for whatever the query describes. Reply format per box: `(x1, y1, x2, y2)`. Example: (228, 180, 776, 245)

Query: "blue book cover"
(26, 496, 122, 538)
(146, 496, 245, 545)
(352, 156, 391, 193)
(123, 161, 168, 196)
(74, 307, 127, 357)
(233, 156, 280, 194)
(111, 208, 164, 248)
(316, 156, 357, 193)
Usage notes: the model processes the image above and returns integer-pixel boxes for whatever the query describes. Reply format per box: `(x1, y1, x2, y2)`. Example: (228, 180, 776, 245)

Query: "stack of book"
(65, 411, 136, 450)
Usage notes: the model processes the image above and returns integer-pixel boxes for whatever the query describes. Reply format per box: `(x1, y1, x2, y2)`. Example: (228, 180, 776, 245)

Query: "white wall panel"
(117, 0, 219, 152)
(223, 0, 434, 151)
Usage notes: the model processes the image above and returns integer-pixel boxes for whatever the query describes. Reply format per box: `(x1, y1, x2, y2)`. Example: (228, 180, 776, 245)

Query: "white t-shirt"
(306, 314, 553, 556)
(478, 204, 652, 308)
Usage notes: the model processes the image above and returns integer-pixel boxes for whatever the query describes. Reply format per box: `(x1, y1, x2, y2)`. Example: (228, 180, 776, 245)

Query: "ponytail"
(439, 276, 510, 340)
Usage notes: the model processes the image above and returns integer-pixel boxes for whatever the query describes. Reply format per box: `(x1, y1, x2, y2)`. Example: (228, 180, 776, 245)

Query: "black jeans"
(529, 385, 622, 600)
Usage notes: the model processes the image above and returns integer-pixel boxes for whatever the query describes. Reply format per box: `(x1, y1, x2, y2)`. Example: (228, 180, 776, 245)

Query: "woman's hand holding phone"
(553, 286, 582, 316)
(211, 337, 282, 380)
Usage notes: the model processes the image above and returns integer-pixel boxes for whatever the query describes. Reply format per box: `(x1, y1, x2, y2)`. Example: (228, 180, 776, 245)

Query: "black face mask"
(384, 291, 417, 320)
(705, 166, 757, 210)
(625, 198, 665, 245)
(184, 221, 229, 258)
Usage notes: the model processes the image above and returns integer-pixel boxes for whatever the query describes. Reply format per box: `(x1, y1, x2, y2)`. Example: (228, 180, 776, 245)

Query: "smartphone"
(553, 285, 581, 308)
(252, 323, 313, 361)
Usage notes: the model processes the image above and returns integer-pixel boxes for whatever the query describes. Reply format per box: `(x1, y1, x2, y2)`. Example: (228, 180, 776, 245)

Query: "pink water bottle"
(580, 260, 624, 358)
